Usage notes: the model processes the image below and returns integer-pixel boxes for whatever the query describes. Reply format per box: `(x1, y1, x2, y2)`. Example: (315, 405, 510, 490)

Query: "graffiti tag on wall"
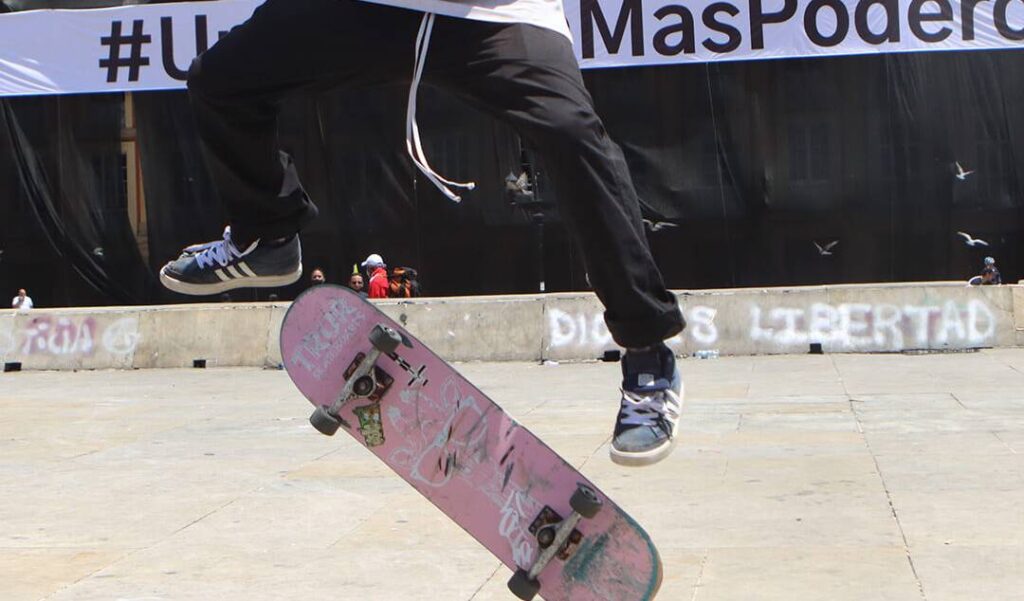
(548, 306, 719, 349)
(751, 300, 996, 350)
(0, 315, 140, 357)
(547, 298, 998, 352)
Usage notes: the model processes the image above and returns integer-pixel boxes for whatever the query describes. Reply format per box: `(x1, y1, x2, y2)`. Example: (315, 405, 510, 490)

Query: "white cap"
(361, 253, 385, 269)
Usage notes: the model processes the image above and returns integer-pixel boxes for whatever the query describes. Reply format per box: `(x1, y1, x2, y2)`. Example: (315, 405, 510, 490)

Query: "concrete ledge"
(376, 296, 544, 362)
(0, 282, 1017, 370)
(133, 305, 275, 369)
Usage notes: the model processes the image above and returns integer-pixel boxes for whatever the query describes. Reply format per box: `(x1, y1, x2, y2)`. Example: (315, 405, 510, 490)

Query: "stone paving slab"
(1, 350, 1023, 600)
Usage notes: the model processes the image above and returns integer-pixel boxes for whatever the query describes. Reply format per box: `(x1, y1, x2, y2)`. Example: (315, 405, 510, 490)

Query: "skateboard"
(280, 285, 663, 600)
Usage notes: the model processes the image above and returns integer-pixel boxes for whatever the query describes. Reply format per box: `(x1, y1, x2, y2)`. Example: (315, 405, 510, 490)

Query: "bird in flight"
(954, 161, 975, 181)
(505, 171, 531, 194)
(814, 240, 839, 256)
(642, 218, 679, 232)
(957, 231, 989, 247)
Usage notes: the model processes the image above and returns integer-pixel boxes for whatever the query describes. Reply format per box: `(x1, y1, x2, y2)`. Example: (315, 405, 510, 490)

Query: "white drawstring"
(406, 13, 476, 203)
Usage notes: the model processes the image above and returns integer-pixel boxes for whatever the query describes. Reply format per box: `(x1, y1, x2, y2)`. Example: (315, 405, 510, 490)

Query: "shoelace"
(194, 228, 245, 270)
(406, 13, 476, 203)
(181, 239, 220, 256)
(619, 389, 681, 429)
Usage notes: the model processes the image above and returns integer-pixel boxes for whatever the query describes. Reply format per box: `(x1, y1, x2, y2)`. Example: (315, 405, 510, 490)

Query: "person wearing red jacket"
(361, 253, 389, 299)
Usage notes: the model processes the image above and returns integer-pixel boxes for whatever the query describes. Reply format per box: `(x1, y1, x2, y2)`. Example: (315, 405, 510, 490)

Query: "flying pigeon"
(957, 231, 989, 247)
(954, 162, 975, 181)
(642, 218, 679, 232)
(504, 171, 532, 194)
(814, 240, 839, 256)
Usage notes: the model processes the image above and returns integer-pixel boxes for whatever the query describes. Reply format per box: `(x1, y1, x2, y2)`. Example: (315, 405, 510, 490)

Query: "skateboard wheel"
(310, 405, 341, 436)
(507, 568, 540, 600)
(570, 484, 603, 519)
(369, 325, 402, 354)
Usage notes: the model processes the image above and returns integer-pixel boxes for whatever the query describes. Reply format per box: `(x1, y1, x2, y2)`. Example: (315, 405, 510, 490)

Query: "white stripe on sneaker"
(226, 265, 244, 279)
(215, 269, 231, 282)
(237, 261, 258, 278)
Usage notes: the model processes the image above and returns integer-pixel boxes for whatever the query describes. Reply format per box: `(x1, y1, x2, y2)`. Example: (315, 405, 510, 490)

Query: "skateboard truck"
(508, 484, 604, 600)
(309, 324, 403, 436)
(342, 352, 395, 403)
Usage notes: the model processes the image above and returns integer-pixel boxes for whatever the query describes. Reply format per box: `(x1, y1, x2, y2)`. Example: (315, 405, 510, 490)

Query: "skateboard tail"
(558, 510, 662, 600)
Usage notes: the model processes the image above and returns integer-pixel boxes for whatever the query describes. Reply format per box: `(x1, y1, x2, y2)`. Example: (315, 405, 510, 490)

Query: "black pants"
(187, 0, 683, 348)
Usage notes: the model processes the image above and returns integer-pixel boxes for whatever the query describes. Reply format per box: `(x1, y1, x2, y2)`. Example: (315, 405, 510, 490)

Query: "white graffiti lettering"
(549, 310, 613, 348)
(689, 306, 718, 345)
(968, 299, 997, 342)
(387, 376, 542, 569)
(750, 299, 996, 350)
(101, 317, 141, 355)
(547, 306, 717, 349)
(499, 489, 537, 568)
(389, 377, 489, 488)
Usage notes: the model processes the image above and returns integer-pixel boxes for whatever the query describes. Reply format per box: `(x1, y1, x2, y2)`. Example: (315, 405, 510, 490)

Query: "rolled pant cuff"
(606, 303, 686, 349)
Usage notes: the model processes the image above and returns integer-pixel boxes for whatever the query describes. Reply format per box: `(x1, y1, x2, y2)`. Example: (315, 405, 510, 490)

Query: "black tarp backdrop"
(1, 94, 157, 306)
(595, 51, 1024, 290)
(1, 3, 1022, 306)
(132, 84, 531, 302)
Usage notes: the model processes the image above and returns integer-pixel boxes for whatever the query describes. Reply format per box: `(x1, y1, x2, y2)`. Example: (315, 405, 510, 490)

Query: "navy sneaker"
(610, 342, 684, 466)
(159, 226, 302, 295)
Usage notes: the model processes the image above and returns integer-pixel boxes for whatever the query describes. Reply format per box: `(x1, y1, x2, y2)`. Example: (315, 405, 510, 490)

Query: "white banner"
(1, 0, 1023, 96)
(0, 0, 259, 97)
(573, 0, 1024, 67)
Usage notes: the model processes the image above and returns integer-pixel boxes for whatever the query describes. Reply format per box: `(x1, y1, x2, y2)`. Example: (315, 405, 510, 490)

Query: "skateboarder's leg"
(426, 20, 682, 349)
(426, 20, 684, 465)
(188, 0, 422, 244)
(162, 0, 419, 295)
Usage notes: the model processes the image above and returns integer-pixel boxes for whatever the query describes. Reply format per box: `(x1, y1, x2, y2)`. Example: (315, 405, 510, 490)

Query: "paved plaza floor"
(2, 350, 1023, 600)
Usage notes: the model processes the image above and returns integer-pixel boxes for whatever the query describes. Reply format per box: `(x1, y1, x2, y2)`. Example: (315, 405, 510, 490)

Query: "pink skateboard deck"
(280, 285, 662, 600)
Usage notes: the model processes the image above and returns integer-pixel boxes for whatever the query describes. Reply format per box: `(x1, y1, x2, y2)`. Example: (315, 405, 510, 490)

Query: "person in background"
(310, 266, 327, 286)
(981, 256, 1002, 285)
(362, 254, 389, 299)
(348, 272, 367, 297)
(387, 265, 420, 298)
(11, 288, 32, 311)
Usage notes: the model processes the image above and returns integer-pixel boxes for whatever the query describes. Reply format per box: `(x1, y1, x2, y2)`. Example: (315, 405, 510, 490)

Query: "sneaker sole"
(609, 436, 679, 467)
(160, 266, 303, 296)
(609, 381, 685, 467)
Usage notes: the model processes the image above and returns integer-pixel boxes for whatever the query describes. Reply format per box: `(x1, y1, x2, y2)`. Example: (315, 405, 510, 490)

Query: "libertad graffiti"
(547, 298, 999, 353)
(750, 300, 996, 350)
